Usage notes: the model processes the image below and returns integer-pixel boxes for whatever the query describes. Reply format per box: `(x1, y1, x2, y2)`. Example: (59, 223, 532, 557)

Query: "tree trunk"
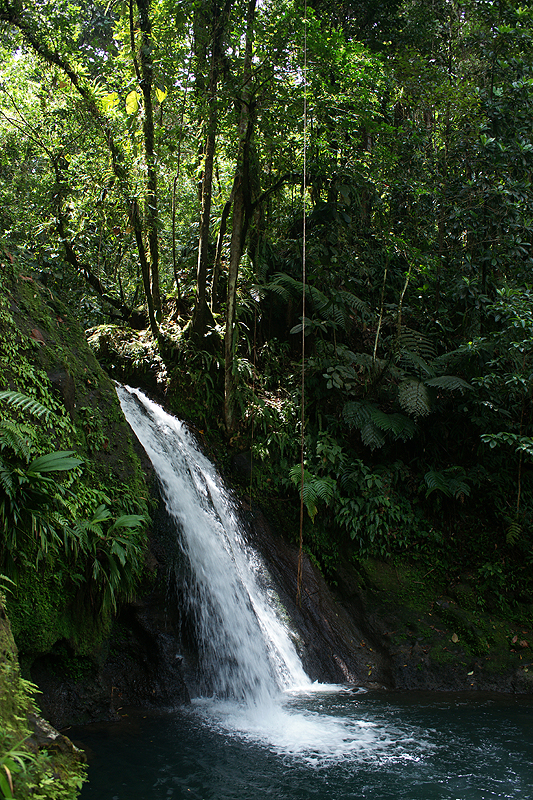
(211, 183, 237, 313)
(135, 0, 161, 317)
(190, 0, 233, 341)
(190, 82, 217, 339)
(224, 0, 257, 434)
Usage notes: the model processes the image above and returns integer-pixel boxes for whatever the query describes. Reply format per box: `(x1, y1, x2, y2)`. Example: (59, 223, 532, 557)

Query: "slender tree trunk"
(211, 183, 237, 312)
(190, 0, 233, 341)
(136, 0, 161, 317)
(191, 77, 217, 339)
(224, 0, 257, 433)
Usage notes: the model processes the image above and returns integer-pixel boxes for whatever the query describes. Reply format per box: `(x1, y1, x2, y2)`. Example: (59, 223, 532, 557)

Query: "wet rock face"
(47, 367, 76, 414)
(31, 596, 189, 730)
(246, 509, 533, 694)
(245, 508, 392, 689)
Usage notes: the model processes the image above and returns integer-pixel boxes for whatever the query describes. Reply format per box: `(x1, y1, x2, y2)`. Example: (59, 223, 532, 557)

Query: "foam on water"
(190, 693, 434, 766)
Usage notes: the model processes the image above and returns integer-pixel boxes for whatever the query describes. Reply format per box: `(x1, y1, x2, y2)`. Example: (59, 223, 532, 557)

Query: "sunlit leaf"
(125, 90, 140, 115)
(102, 91, 119, 112)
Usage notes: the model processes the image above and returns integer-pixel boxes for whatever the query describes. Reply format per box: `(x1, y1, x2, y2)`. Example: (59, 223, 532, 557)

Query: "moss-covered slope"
(0, 257, 149, 666)
(0, 597, 86, 799)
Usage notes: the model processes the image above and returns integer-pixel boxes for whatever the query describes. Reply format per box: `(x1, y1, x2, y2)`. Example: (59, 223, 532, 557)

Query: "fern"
(0, 421, 33, 462)
(399, 350, 435, 377)
(424, 468, 471, 499)
(425, 375, 472, 392)
(397, 327, 436, 360)
(0, 390, 52, 421)
(338, 289, 371, 317)
(342, 400, 371, 428)
(360, 420, 386, 450)
(289, 465, 335, 522)
(506, 519, 522, 546)
(398, 379, 431, 417)
(369, 408, 417, 441)
(0, 457, 15, 499)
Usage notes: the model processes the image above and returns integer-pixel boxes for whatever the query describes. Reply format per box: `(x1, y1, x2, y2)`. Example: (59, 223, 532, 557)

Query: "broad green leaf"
(27, 451, 83, 474)
(102, 91, 119, 112)
(90, 504, 113, 524)
(126, 90, 140, 115)
(0, 769, 14, 799)
(111, 514, 145, 529)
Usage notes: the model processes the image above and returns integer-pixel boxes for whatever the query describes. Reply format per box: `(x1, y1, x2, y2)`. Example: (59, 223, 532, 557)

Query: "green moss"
(361, 558, 438, 611)
(429, 642, 461, 665)
(0, 600, 87, 799)
(7, 570, 112, 670)
(0, 261, 149, 672)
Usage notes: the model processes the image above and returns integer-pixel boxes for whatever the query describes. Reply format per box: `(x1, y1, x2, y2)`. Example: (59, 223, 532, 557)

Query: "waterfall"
(116, 384, 311, 707)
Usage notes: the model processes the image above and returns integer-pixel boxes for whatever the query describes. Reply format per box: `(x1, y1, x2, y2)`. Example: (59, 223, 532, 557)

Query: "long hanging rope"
(296, 0, 308, 606)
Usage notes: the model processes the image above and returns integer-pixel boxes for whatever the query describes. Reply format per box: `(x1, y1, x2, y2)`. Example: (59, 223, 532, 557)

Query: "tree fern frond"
(424, 468, 470, 499)
(507, 519, 522, 546)
(337, 289, 371, 317)
(360, 420, 386, 450)
(0, 459, 15, 499)
(447, 477, 471, 498)
(397, 327, 436, 360)
(399, 350, 435, 377)
(342, 400, 371, 428)
(424, 469, 453, 497)
(330, 302, 350, 329)
(307, 285, 330, 312)
(289, 466, 335, 521)
(265, 280, 292, 302)
(398, 379, 431, 417)
(0, 420, 33, 461)
(266, 272, 306, 302)
(0, 390, 52, 421)
(369, 408, 417, 440)
(425, 375, 473, 392)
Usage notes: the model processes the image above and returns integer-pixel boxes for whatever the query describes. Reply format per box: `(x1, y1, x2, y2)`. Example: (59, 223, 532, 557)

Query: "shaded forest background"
(1, 0, 533, 618)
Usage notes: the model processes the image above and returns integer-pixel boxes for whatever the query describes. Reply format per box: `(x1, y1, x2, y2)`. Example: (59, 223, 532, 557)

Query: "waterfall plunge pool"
(73, 689, 533, 799)
(95, 387, 533, 799)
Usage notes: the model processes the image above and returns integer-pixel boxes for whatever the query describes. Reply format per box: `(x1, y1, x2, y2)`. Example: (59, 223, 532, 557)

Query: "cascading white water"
(116, 384, 311, 707)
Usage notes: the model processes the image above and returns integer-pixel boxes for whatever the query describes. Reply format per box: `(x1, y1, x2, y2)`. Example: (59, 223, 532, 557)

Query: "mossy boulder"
(0, 599, 87, 798)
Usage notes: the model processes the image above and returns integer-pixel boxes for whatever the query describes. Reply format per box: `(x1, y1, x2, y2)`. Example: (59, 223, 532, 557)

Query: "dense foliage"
(0, 261, 149, 660)
(1, 0, 533, 614)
